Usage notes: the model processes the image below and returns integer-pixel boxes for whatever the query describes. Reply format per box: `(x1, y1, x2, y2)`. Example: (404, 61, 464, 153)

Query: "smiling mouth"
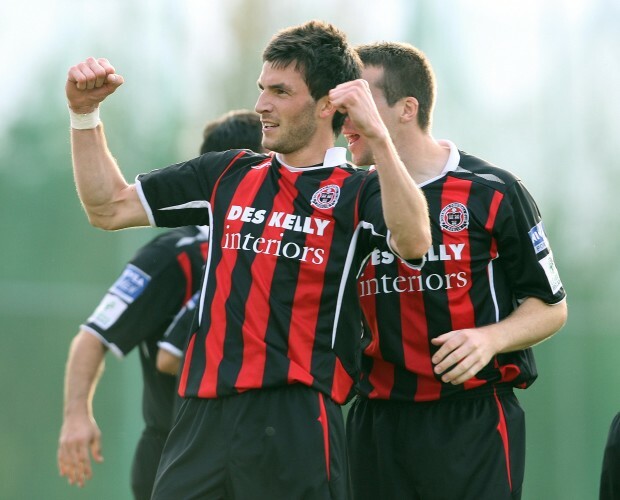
(261, 121, 279, 131)
(344, 134, 360, 146)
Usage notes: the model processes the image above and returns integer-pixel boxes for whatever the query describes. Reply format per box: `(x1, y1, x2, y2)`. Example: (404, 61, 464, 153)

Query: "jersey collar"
(276, 147, 347, 172)
(438, 140, 460, 174)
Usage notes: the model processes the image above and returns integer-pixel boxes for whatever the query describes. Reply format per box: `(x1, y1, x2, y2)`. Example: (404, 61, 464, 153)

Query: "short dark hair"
(356, 42, 436, 132)
(262, 20, 361, 136)
(200, 109, 263, 155)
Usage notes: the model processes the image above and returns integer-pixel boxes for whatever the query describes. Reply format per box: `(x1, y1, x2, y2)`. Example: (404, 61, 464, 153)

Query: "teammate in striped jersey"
(57, 110, 263, 499)
(344, 42, 568, 500)
(64, 21, 431, 500)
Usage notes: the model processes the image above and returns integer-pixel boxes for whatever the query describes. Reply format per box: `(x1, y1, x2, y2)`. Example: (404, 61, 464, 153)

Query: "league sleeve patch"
(528, 222, 550, 254)
(539, 253, 563, 294)
(87, 293, 129, 330)
(110, 264, 151, 303)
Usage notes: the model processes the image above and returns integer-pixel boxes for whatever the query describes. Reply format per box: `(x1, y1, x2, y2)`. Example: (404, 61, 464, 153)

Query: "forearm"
(156, 349, 181, 375)
(432, 296, 568, 384)
(66, 59, 147, 230)
(487, 296, 568, 353)
(71, 126, 145, 230)
(63, 331, 106, 418)
(370, 136, 431, 259)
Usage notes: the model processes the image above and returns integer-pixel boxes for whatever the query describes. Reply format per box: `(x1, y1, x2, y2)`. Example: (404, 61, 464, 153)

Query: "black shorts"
(346, 389, 525, 500)
(600, 411, 620, 500)
(152, 385, 349, 500)
(130, 427, 167, 500)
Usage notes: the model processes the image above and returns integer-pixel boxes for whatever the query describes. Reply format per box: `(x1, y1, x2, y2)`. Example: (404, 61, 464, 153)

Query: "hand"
(328, 79, 388, 141)
(430, 328, 498, 385)
(57, 413, 103, 487)
(66, 57, 124, 114)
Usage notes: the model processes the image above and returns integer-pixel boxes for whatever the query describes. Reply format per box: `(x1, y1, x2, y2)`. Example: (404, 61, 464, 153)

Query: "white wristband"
(69, 107, 101, 130)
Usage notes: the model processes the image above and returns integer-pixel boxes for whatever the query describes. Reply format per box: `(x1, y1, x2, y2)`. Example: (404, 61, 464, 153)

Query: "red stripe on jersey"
(494, 389, 513, 491)
(178, 332, 196, 395)
(463, 377, 486, 390)
(485, 191, 504, 232)
(358, 262, 394, 398)
(317, 392, 330, 481)
(441, 177, 475, 331)
(398, 261, 442, 401)
(485, 191, 503, 259)
(200, 241, 209, 262)
(198, 157, 270, 397)
(176, 252, 193, 304)
(442, 178, 484, 391)
(498, 363, 521, 383)
(286, 173, 346, 389)
(472, 190, 505, 391)
(367, 359, 394, 399)
(331, 357, 354, 403)
(235, 169, 300, 390)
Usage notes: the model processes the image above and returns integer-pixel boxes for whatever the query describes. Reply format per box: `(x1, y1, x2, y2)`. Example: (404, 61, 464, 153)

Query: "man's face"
(343, 65, 396, 166)
(255, 62, 318, 154)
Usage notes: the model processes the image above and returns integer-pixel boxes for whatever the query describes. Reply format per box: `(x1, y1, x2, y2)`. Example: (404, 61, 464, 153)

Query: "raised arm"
(328, 79, 431, 259)
(57, 330, 107, 487)
(67, 57, 148, 230)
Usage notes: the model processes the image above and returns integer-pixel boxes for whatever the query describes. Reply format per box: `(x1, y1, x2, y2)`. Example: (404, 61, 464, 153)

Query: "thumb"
(106, 73, 124, 89)
(90, 436, 104, 463)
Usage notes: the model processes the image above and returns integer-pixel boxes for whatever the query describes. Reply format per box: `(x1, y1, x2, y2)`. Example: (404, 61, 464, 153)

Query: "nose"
(341, 114, 355, 134)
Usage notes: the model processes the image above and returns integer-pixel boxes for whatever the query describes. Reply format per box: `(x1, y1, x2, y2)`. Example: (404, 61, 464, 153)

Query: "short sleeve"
(82, 241, 189, 356)
(136, 150, 246, 228)
(158, 291, 200, 358)
(495, 180, 565, 304)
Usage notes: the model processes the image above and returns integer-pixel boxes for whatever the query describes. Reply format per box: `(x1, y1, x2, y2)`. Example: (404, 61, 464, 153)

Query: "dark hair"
(262, 20, 361, 136)
(200, 109, 263, 155)
(356, 42, 436, 132)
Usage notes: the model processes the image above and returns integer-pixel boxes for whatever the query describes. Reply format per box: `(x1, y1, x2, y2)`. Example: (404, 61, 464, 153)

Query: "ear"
(317, 95, 337, 119)
(400, 96, 419, 124)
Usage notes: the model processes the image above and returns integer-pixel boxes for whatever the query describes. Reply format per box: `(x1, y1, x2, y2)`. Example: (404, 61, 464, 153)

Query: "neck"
(279, 130, 335, 168)
(395, 131, 450, 184)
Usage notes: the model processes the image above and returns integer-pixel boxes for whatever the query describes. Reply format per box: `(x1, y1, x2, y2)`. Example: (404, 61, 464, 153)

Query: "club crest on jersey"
(439, 202, 469, 232)
(311, 184, 340, 210)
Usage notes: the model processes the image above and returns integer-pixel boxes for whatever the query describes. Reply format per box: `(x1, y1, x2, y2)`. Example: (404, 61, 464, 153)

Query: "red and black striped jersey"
(136, 148, 391, 404)
(356, 142, 566, 402)
(82, 225, 209, 431)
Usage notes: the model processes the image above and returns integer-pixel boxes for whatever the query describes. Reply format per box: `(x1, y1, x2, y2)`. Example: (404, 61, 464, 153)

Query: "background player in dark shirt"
(156, 290, 200, 376)
(343, 42, 568, 500)
(64, 20, 431, 500)
(57, 109, 264, 499)
(600, 411, 620, 500)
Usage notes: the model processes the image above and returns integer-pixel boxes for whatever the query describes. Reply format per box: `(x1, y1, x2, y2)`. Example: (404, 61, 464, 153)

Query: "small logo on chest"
(311, 184, 340, 210)
(439, 202, 469, 232)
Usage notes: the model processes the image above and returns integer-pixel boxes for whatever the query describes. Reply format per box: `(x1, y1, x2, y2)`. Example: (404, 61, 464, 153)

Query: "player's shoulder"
(198, 149, 270, 169)
(340, 163, 377, 182)
(454, 150, 521, 192)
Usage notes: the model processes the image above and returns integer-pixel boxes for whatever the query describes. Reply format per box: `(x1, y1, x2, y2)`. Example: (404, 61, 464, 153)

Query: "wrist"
(69, 106, 101, 130)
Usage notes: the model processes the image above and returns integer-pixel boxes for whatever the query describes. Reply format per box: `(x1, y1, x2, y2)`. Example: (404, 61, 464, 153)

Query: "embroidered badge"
(311, 184, 340, 210)
(439, 202, 469, 232)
